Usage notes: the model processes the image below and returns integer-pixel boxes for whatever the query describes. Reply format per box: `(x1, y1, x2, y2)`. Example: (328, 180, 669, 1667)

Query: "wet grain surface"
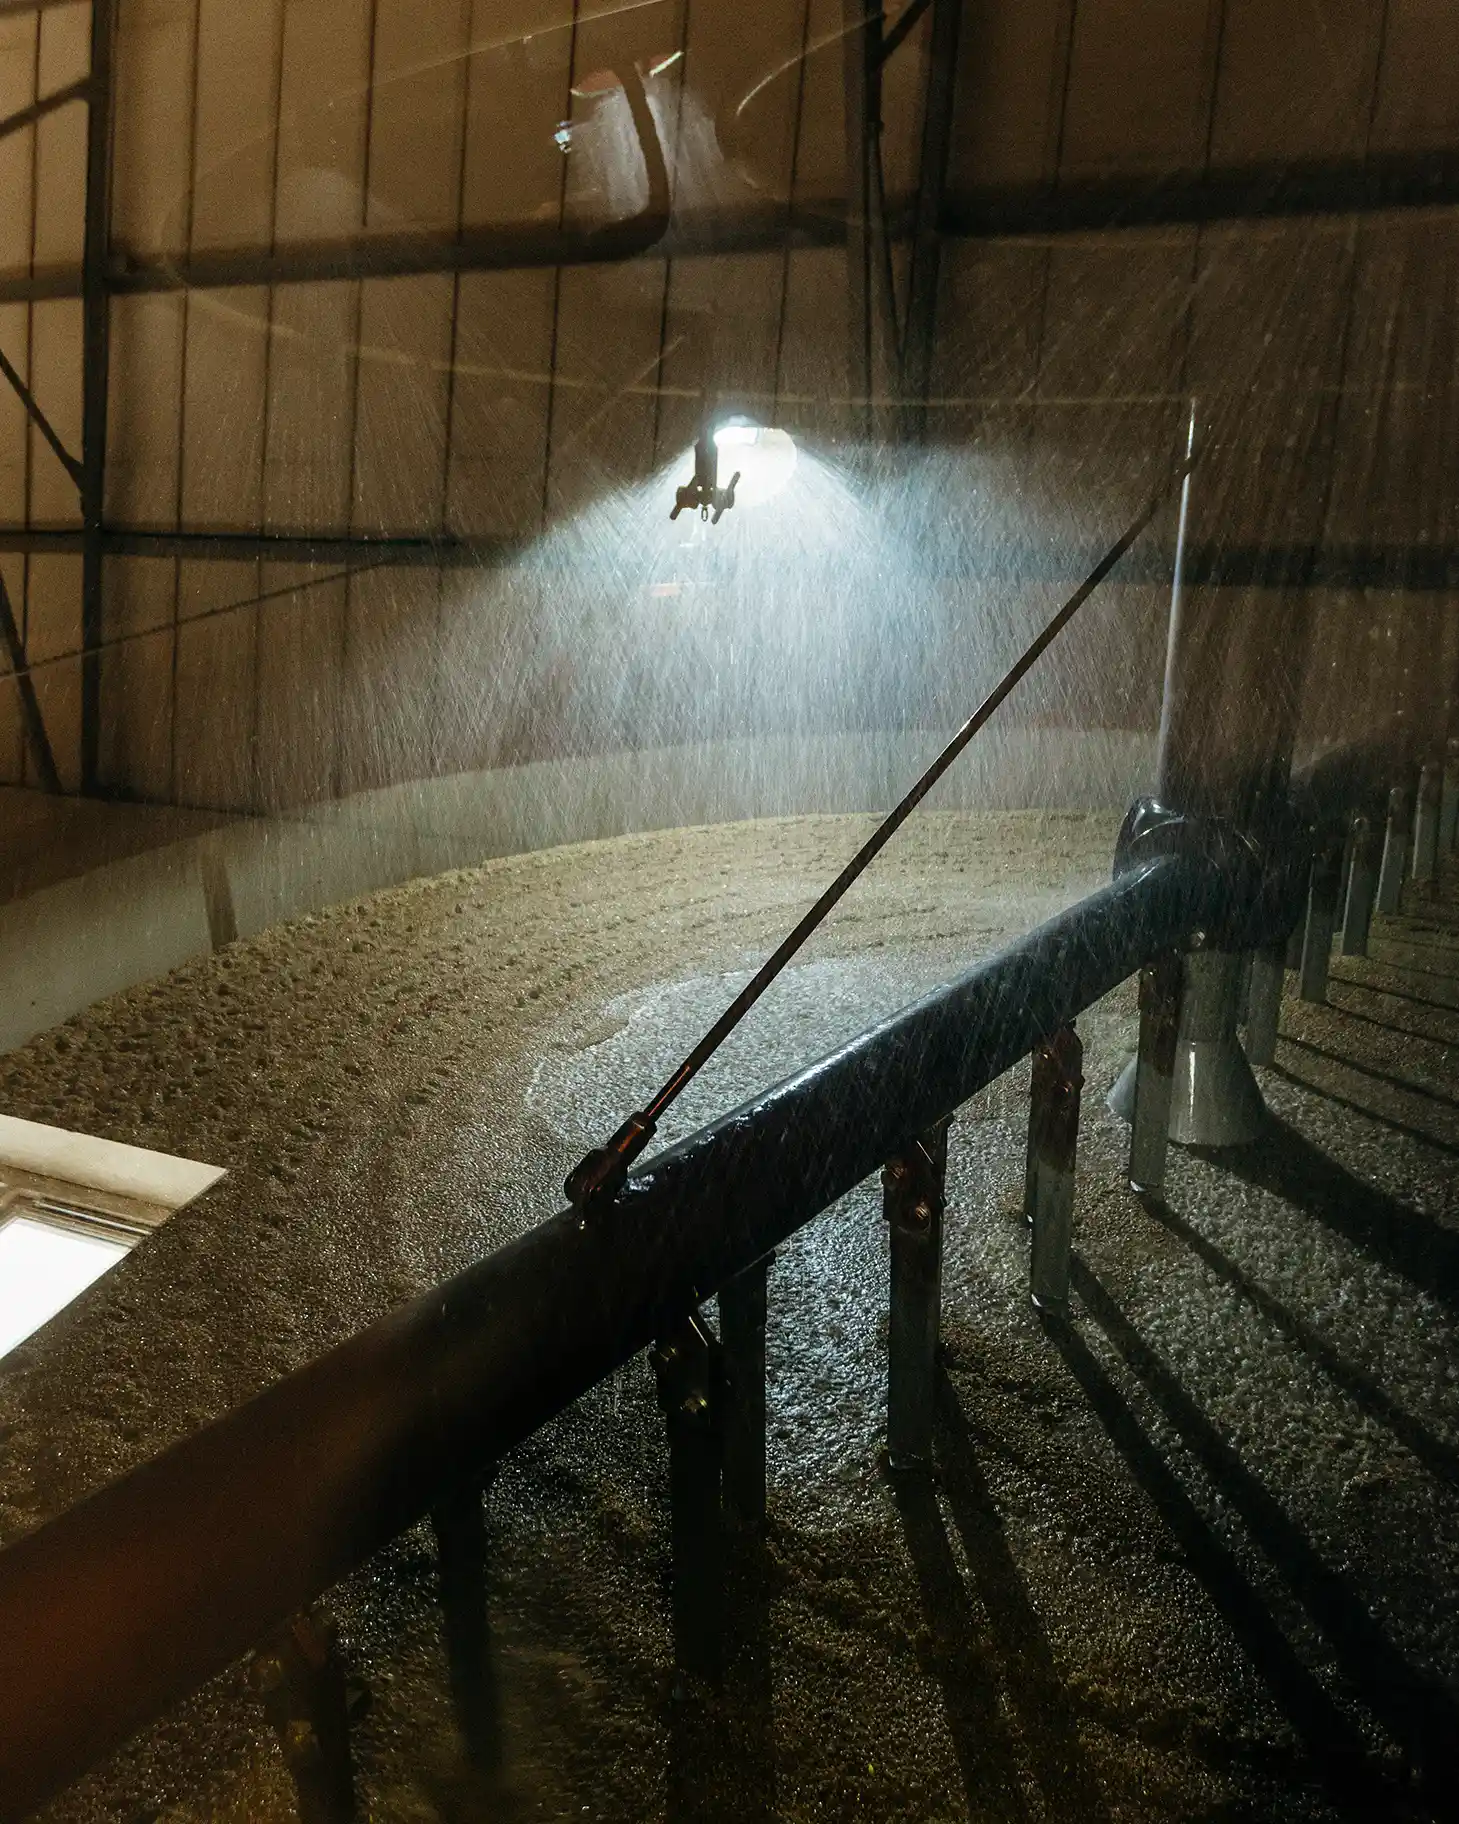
(0, 812, 1455, 1823)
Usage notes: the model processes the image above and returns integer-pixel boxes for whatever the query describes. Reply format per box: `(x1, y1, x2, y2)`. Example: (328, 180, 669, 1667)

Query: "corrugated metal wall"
(0, 1, 1455, 810)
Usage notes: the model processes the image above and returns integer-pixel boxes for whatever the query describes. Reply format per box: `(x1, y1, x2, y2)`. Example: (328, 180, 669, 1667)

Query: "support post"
(431, 1475, 499, 1772)
(651, 1313, 724, 1691)
(717, 1255, 770, 1537)
(883, 1118, 949, 1469)
(1026, 1027, 1083, 1311)
(1244, 944, 1286, 1067)
(80, 0, 118, 794)
(1340, 811, 1380, 956)
(1167, 947, 1264, 1145)
(1377, 784, 1412, 913)
(1412, 761, 1442, 887)
(1126, 954, 1181, 1193)
(1299, 842, 1342, 1003)
(1441, 736, 1459, 854)
(249, 1611, 362, 1824)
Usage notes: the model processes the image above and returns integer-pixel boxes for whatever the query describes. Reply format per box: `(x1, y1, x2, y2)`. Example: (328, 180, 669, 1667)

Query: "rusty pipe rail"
(0, 851, 1225, 1822)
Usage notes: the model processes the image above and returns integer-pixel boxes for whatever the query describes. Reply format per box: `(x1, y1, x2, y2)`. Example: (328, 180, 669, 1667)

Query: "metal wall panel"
(1059, 0, 1220, 178)
(1371, 0, 1459, 152)
(112, 0, 196, 258)
(1207, 0, 1386, 167)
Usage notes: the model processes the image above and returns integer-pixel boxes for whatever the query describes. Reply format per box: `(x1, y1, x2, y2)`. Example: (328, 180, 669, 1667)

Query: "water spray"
(566, 447, 1201, 1213)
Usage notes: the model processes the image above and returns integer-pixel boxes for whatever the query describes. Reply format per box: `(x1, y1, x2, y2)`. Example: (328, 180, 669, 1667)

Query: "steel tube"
(0, 855, 1218, 1823)
(718, 1258, 770, 1534)
(1243, 945, 1286, 1067)
(1412, 762, 1442, 885)
(1377, 785, 1412, 914)
(1124, 952, 1182, 1191)
(1299, 846, 1342, 1003)
(1440, 737, 1459, 854)
(1026, 1028, 1084, 1310)
(1340, 813, 1381, 956)
(885, 1121, 950, 1469)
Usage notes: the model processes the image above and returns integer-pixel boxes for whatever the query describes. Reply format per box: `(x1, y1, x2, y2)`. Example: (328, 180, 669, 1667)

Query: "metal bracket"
(1114, 794, 1307, 951)
(1026, 1027, 1083, 1311)
(249, 1610, 368, 1824)
(651, 1312, 725, 1692)
(1126, 954, 1181, 1192)
(718, 1255, 772, 1537)
(884, 1118, 950, 1470)
(432, 1474, 500, 1772)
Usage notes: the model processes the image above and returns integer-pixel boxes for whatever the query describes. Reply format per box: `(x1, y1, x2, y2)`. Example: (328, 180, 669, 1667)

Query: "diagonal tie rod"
(565, 449, 1199, 1211)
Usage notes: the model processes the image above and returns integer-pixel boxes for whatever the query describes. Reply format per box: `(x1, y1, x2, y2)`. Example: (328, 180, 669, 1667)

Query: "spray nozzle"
(670, 429, 739, 525)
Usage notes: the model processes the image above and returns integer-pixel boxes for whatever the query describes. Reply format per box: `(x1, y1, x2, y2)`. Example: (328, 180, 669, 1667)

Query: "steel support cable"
(565, 448, 1201, 1208)
(0, 851, 1221, 1824)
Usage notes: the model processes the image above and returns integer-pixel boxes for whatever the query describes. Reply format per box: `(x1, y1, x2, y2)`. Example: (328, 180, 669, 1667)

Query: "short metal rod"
(1412, 761, 1442, 887)
(1440, 737, 1459, 853)
(651, 1313, 724, 1691)
(1027, 1026, 1083, 1311)
(1376, 784, 1412, 914)
(884, 1118, 949, 1470)
(1299, 843, 1342, 1004)
(431, 1474, 500, 1773)
(248, 1611, 362, 1824)
(1127, 953, 1180, 1192)
(1244, 944, 1286, 1067)
(1340, 811, 1380, 956)
(717, 1255, 771, 1536)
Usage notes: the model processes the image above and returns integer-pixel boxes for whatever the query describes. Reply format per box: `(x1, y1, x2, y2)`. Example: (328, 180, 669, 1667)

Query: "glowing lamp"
(713, 421, 797, 508)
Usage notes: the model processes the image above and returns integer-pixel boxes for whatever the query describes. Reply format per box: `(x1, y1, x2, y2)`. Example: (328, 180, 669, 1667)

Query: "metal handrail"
(0, 851, 1225, 1822)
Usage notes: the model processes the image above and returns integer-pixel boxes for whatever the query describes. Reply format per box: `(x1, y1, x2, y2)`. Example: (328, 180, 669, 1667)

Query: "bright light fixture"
(712, 421, 797, 508)
(0, 1116, 226, 1360)
(0, 1213, 130, 1358)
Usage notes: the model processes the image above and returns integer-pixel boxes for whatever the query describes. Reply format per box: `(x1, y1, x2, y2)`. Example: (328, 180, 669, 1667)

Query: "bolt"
(250, 1654, 285, 1694)
(681, 1391, 710, 1420)
(907, 1200, 934, 1230)
(284, 1719, 318, 1759)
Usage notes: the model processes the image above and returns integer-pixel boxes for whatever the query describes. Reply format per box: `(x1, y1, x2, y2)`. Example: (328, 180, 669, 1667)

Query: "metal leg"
(250, 1611, 364, 1824)
(432, 1475, 499, 1772)
(1441, 737, 1459, 855)
(1340, 812, 1380, 957)
(651, 1314, 724, 1691)
(718, 1255, 770, 1536)
(1299, 843, 1342, 1004)
(1377, 784, 1412, 914)
(1126, 954, 1180, 1193)
(1026, 1026, 1083, 1312)
(1244, 945, 1286, 1067)
(1413, 762, 1442, 887)
(1167, 947, 1265, 1146)
(884, 1118, 949, 1470)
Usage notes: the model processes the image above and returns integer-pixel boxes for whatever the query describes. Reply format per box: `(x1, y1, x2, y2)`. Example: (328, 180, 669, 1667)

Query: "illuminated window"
(0, 1117, 224, 1361)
